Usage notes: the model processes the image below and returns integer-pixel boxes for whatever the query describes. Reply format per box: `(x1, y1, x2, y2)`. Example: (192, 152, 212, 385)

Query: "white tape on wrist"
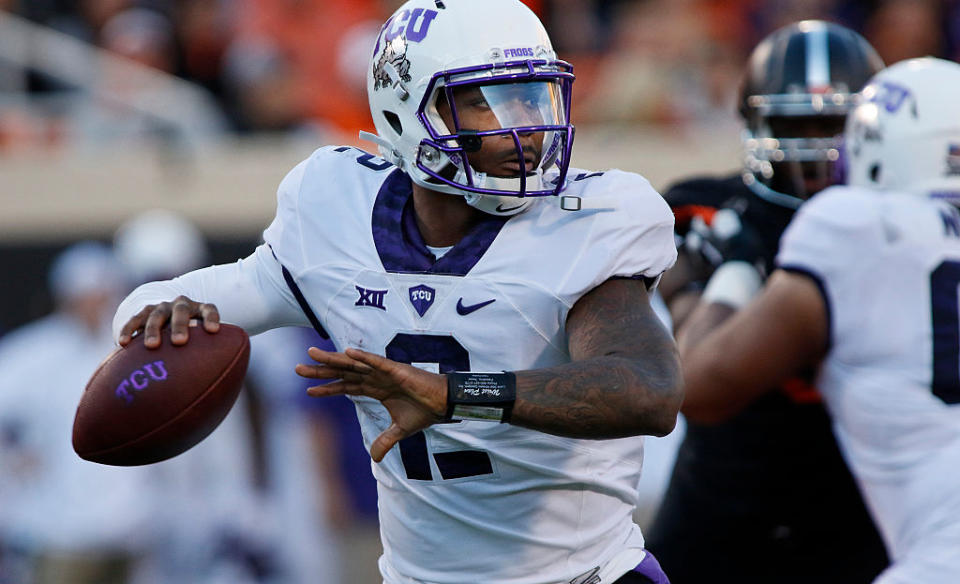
(701, 261, 763, 310)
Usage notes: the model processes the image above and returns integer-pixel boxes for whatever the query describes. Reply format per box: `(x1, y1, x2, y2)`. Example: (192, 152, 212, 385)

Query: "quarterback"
(113, 1, 682, 583)
(679, 58, 960, 583)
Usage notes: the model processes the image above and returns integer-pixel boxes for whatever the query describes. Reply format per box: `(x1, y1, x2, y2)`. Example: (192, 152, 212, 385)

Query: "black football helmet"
(739, 20, 883, 208)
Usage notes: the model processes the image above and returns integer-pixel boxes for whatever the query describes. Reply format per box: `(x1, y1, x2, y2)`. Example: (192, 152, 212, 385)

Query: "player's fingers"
(199, 303, 220, 333)
(306, 346, 336, 362)
(370, 423, 407, 463)
(344, 348, 393, 373)
(169, 296, 198, 345)
(118, 305, 155, 346)
(308, 380, 372, 399)
(294, 363, 346, 379)
(143, 303, 173, 349)
(305, 382, 349, 398)
(307, 347, 374, 374)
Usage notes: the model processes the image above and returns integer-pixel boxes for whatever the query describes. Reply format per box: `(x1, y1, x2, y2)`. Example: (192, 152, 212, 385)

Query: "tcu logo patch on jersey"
(408, 284, 436, 317)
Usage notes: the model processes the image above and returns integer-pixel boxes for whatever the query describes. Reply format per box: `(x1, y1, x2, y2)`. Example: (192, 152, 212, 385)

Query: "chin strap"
(360, 131, 617, 213)
(359, 131, 400, 163)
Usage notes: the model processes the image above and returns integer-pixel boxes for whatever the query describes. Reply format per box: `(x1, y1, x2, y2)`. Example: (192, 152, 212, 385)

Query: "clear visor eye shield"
(417, 60, 575, 198)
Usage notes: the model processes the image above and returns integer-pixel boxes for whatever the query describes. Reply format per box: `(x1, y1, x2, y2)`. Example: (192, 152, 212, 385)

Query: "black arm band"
(444, 372, 517, 423)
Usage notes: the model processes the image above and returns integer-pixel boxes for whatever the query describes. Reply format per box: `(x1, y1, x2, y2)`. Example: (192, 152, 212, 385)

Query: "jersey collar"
(373, 169, 509, 275)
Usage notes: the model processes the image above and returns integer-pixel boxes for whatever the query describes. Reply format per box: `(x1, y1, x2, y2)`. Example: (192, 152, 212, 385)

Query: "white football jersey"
(115, 146, 677, 584)
(778, 186, 960, 582)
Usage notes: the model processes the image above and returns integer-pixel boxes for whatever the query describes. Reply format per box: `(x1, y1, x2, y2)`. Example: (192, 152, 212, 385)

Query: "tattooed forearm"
(511, 279, 683, 438)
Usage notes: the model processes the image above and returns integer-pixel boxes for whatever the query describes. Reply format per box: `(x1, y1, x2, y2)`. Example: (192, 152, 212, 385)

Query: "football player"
(646, 21, 890, 584)
(111, 1, 683, 583)
(679, 56, 960, 584)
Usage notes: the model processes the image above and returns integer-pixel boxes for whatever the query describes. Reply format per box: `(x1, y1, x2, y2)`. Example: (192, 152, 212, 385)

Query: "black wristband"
(444, 372, 517, 423)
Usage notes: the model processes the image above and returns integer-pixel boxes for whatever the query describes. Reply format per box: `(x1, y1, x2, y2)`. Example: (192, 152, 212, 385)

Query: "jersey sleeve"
(777, 187, 880, 277)
(776, 187, 883, 344)
(262, 153, 312, 275)
(262, 145, 374, 277)
(565, 170, 677, 291)
(112, 243, 309, 342)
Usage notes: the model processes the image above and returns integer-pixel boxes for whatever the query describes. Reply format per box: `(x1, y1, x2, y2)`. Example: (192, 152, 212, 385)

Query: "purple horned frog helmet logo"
(374, 36, 413, 91)
(372, 7, 440, 91)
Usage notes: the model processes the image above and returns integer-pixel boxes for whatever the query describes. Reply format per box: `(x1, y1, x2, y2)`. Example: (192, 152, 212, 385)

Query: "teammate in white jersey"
(677, 57, 960, 583)
(112, 1, 683, 583)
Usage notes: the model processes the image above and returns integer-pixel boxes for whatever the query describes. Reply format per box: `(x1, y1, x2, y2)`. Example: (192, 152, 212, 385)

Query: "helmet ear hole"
(383, 111, 403, 136)
(869, 164, 881, 183)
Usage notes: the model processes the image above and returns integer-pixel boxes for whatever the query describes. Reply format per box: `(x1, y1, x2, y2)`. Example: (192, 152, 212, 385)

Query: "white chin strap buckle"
(560, 196, 581, 211)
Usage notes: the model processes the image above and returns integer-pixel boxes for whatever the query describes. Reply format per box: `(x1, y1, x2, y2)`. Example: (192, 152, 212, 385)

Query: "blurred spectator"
(15, 0, 130, 44)
(228, 0, 390, 138)
(4, 0, 959, 150)
(170, 0, 235, 110)
(112, 210, 272, 584)
(864, 0, 945, 64)
(583, 0, 743, 127)
(0, 242, 157, 584)
(545, 0, 624, 54)
(745, 0, 857, 39)
(221, 36, 305, 133)
(100, 8, 173, 71)
(66, 7, 226, 149)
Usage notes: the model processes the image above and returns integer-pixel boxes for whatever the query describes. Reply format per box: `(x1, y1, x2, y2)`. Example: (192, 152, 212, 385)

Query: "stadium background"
(5, 0, 957, 334)
(1, 1, 957, 582)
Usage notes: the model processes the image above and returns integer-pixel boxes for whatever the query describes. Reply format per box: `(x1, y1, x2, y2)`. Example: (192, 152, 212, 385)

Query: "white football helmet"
(845, 57, 960, 202)
(364, 0, 575, 216)
(114, 209, 209, 285)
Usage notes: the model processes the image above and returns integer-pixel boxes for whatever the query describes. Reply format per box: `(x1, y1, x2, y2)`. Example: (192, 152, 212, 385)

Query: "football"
(73, 322, 250, 466)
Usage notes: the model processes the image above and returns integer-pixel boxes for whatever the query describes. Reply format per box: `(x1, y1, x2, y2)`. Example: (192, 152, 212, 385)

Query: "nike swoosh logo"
(495, 202, 526, 213)
(456, 298, 496, 316)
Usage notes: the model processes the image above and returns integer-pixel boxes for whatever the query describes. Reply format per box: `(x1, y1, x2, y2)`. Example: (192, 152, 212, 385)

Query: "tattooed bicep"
(566, 278, 673, 362)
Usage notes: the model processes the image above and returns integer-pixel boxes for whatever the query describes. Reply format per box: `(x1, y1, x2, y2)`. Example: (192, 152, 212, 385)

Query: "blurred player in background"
(111, 1, 683, 582)
(295, 328, 385, 584)
(647, 21, 889, 584)
(243, 326, 346, 584)
(679, 56, 960, 584)
(114, 210, 274, 584)
(0, 242, 156, 584)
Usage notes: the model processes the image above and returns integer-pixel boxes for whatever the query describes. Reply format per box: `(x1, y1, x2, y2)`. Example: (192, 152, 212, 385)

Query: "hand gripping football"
(73, 322, 250, 466)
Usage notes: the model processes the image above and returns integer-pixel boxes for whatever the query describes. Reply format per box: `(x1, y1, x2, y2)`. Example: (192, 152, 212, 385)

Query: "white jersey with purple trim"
(777, 185, 960, 583)
(114, 145, 676, 584)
